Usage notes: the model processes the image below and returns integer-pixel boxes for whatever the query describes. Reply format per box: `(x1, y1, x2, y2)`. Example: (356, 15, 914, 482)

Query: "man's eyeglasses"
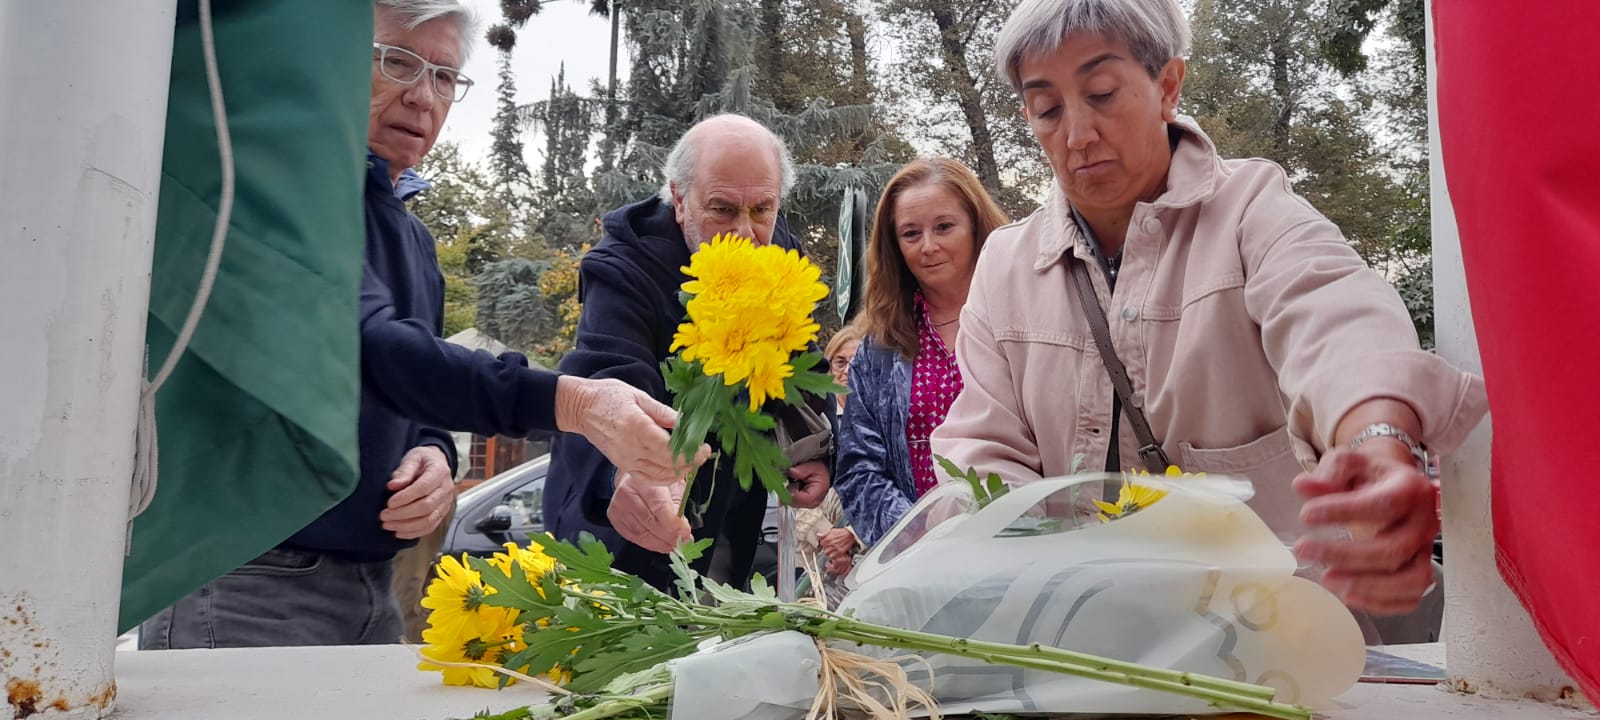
(372, 42, 473, 102)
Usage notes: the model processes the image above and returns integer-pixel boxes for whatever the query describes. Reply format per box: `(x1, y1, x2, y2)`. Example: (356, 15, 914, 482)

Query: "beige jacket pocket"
(1179, 426, 1310, 543)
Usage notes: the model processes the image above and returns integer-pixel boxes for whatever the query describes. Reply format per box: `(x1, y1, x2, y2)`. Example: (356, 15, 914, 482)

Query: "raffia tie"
(799, 554, 941, 720)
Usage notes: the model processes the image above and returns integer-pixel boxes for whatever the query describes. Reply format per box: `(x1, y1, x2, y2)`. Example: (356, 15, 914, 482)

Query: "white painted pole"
(1426, 4, 1582, 705)
(0, 1, 175, 717)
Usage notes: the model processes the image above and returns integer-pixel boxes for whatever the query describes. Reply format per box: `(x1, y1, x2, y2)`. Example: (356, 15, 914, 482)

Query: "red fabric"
(907, 293, 964, 496)
(1434, 1, 1600, 703)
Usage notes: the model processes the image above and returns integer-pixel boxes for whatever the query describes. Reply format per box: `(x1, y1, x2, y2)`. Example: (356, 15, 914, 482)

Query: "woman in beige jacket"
(930, 0, 1487, 621)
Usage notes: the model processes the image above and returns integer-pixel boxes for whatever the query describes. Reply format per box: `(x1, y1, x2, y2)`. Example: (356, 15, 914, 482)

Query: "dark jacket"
(834, 336, 917, 547)
(284, 153, 561, 561)
(545, 196, 833, 590)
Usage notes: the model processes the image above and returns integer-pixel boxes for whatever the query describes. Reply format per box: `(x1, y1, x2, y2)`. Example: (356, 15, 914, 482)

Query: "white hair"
(994, 0, 1191, 91)
(658, 114, 797, 203)
(376, 0, 480, 62)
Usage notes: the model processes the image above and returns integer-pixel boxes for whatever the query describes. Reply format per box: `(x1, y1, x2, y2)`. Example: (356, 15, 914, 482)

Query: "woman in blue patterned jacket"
(834, 158, 1010, 546)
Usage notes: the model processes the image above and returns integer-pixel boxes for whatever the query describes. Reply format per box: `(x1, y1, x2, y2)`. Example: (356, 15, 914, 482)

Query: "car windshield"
(456, 455, 550, 508)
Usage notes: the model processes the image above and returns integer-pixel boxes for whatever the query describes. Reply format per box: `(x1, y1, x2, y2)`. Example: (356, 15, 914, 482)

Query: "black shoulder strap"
(1066, 255, 1171, 473)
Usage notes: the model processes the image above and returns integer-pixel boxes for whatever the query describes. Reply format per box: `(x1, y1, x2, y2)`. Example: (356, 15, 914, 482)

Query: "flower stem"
(549, 684, 673, 720)
(669, 604, 1305, 720)
(829, 616, 1274, 699)
(813, 617, 1309, 720)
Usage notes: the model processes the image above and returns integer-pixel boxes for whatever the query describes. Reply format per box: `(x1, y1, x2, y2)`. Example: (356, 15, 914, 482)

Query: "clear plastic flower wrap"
(827, 472, 1366, 716)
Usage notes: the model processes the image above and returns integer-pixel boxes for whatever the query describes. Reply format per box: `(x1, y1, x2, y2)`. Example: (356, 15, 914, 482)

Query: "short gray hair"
(994, 0, 1190, 91)
(658, 115, 797, 203)
(376, 0, 481, 63)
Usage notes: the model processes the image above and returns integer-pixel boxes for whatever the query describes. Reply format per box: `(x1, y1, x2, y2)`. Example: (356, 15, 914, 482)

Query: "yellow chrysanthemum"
(418, 542, 573, 688)
(420, 554, 518, 642)
(487, 539, 560, 585)
(1092, 466, 1204, 521)
(417, 612, 526, 688)
(670, 234, 829, 410)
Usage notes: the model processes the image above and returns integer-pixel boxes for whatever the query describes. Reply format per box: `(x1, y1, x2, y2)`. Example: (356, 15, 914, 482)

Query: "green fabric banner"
(120, 0, 372, 631)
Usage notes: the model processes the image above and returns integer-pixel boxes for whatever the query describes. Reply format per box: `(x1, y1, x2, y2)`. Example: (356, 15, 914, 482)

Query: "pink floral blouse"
(907, 293, 963, 497)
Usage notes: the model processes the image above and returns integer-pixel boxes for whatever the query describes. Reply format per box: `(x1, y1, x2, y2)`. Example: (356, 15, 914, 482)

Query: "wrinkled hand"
(607, 472, 692, 554)
(818, 528, 857, 576)
(556, 376, 711, 485)
(1293, 445, 1439, 616)
(786, 461, 830, 509)
(382, 445, 455, 540)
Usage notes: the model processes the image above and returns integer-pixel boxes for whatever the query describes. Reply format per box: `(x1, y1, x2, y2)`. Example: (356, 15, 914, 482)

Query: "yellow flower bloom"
(1094, 480, 1170, 522)
(498, 539, 560, 582)
(417, 613, 526, 688)
(420, 554, 518, 642)
(1092, 466, 1207, 521)
(671, 234, 829, 410)
(418, 541, 573, 688)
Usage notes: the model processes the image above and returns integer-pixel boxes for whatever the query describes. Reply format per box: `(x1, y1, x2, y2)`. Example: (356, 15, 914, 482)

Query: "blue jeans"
(138, 548, 404, 649)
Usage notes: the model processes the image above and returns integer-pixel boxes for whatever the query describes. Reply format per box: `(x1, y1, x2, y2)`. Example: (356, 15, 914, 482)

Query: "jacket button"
(1130, 391, 1145, 408)
(1121, 306, 1138, 322)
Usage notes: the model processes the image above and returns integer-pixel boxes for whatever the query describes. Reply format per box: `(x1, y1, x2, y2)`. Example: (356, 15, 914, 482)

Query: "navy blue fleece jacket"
(284, 154, 561, 561)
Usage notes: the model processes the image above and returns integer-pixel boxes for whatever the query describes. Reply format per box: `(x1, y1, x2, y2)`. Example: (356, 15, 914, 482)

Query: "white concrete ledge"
(107, 644, 1594, 720)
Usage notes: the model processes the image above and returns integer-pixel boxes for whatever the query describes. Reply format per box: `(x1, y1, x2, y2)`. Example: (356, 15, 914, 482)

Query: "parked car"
(441, 454, 781, 584)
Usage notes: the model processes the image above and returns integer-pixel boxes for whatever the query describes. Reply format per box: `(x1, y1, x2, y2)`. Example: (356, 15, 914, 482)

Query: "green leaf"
(508, 605, 637, 683)
(525, 532, 618, 583)
(669, 538, 715, 600)
(668, 373, 723, 463)
(470, 556, 559, 614)
(748, 571, 777, 600)
(665, 371, 723, 460)
(935, 455, 966, 482)
(985, 473, 1008, 501)
(935, 454, 1008, 509)
(567, 618, 701, 693)
(783, 366, 846, 400)
(789, 351, 825, 374)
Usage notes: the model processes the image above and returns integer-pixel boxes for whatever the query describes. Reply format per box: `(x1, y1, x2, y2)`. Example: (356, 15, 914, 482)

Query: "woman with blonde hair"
(822, 322, 865, 414)
(834, 158, 1010, 547)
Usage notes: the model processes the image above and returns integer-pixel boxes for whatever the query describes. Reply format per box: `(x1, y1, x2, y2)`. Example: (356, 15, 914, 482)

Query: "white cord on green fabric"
(128, 0, 234, 546)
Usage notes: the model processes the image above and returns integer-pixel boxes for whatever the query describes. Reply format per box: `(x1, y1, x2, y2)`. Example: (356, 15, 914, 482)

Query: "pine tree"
(488, 50, 534, 207)
(474, 257, 558, 356)
(530, 64, 600, 250)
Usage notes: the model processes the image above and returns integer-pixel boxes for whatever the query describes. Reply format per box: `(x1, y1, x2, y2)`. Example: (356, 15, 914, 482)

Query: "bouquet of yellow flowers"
(416, 539, 567, 688)
(416, 531, 1316, 720)
(661, 234, 844, 502)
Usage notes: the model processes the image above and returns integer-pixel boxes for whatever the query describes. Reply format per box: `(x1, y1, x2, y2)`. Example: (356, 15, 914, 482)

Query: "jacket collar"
(1032, 115, 1224, 271)
(364, 150, 433, 202)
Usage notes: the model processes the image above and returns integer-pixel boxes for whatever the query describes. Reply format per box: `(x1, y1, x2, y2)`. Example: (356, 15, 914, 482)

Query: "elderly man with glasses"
(138, 0, 707, 650)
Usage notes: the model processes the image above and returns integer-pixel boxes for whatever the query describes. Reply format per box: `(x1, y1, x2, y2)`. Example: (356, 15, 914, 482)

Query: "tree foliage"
(530, 65, 600, 250)
(1185, 0, 1396, 260)
(577, 0, 914, 338)
(457, 0, 1435, 355)
(489, 51, 535, 206)
(875, 0, 1049, 216)
(1185, 0, 1431, 339)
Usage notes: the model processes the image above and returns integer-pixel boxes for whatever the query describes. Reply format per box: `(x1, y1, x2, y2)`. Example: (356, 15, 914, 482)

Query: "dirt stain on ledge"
(6, 678, 42, 717)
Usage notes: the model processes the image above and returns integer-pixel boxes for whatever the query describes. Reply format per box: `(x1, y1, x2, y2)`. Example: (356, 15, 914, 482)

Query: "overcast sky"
(439, 0, 629, 168)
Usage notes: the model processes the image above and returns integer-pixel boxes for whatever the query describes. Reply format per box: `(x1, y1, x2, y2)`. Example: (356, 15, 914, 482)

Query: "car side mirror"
(476, 505, 514, 534)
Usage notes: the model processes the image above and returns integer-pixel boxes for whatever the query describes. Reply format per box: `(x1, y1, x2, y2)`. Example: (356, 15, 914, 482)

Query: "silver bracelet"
(1349, 422, 1435, 478)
